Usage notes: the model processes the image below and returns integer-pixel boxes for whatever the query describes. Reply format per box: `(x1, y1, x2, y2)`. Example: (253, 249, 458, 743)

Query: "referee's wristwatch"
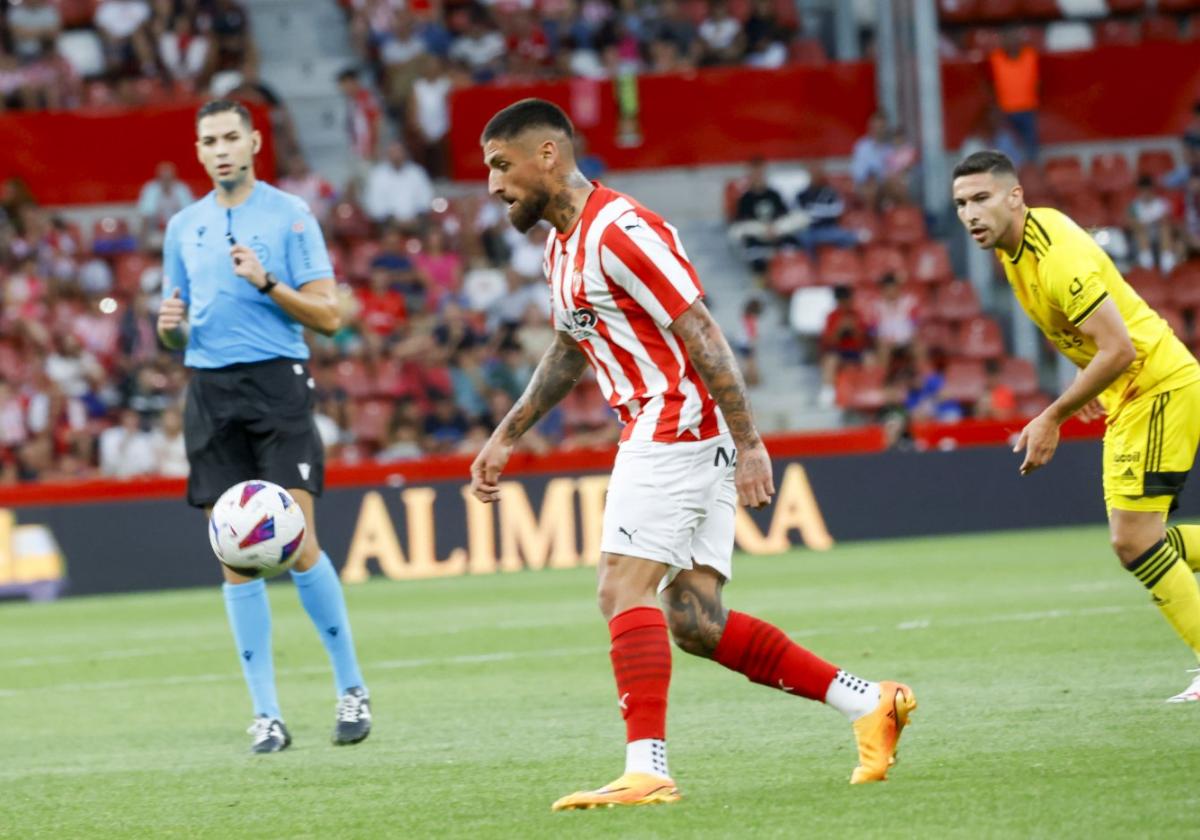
(258, 272, 279, 295)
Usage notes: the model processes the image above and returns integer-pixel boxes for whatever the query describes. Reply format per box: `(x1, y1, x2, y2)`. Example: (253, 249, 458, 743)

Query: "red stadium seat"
(997, 356, 1039, 397)
(1143, 16, 1182, 41)
(958, 316, 1006, 360)
(977, 0, 1021, 19)
(909, 241, 953, 285)
(1096, 19, 1143, 46)
(728, 0, 752, 22)
(934, 280, 982, 322)
(837, 364, 888, 413)
(883, 206, 927, 248)
(1107, 0, 1146, 11)
(1104, 186, 1138, 227)
(59, 0, 100, 27)
(1137, 149, 1178, 180)
(938, 0, 980, 24)
(1168, 261, 1200, 313)
(723, 177, 748, 221)
(1062, 194, 1107, 230)
(1159, 0, 1200, 11)
(839, 208, 880, 244)
(1090, 153, 1134, 195)
(817, 248, 866, 287)
(1018, 0, 1060, 18)
(862, 244, 907, 284)
(917, 319, 956, 353)
(1044, 156, 1086, 197)
(773, 0, 799, 29)
(941, 360, 987, 404)
(789, 39, 829, 66)
(767, 251, 817, 294)
(351, 400, 394, 445)
(1158, 306, 1189, 341)
(334, 359, 374, 399)
(1127, 267, 1171, 309)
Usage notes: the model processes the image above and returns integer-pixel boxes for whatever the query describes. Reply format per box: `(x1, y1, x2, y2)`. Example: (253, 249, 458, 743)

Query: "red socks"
(713, 610, 838, 701)
(608, 606, 672, 742)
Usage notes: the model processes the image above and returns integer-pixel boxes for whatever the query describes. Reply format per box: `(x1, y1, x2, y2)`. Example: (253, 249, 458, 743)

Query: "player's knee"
(662, 588, 720, 657)
(1112, 533, 1155, 568)
(666, 615, 715, 657)
(292, 536, 323, 572)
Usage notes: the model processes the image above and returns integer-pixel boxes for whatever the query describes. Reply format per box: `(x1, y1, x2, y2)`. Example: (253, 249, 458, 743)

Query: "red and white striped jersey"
(543, 183, 726, 443)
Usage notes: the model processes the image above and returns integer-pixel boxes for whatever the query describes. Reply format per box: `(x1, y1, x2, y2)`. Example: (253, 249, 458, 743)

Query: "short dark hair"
(952, 150, 1017, 180)
(337, 67, 359, 83)
(196, 99, 253, 129)
(482, 98, 574, 144)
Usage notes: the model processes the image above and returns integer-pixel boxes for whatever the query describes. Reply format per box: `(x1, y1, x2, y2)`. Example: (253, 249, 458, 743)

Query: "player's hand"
(1013, 411, 1060, 476)
(157, 288, 186, 333)
(470, 435, 514, 503)
(1076, 398, 1106, 423)
(230, 244, 267, 288)
(735, 441, 775, 509)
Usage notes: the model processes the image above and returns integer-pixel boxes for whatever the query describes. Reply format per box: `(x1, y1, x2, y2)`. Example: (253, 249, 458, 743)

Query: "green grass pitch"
(3, 524, 1200, 838)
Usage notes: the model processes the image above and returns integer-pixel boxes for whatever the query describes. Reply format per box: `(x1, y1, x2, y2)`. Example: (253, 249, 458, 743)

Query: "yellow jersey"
(1000, 207, 1200, 413)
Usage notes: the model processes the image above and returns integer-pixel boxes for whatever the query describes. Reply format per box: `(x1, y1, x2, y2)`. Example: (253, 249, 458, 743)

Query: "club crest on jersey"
(569, 307, 598, 339)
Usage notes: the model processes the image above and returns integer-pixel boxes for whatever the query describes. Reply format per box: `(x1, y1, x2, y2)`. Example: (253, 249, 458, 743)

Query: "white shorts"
(600, 433, 738, 584)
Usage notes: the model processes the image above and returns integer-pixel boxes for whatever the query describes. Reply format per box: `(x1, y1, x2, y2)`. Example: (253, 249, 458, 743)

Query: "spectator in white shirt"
(150, 406, 189, 477)
(698, 0, 743, 65)
(407, 54, 453, 178)
(448, 12, 506, 80)
(95, 0, 156, 75)
(362, 140, 434, 227)
(137, 161, 194, 248)
(157, 13, 212, 86)
(45, 335, 103, 399)
(8, 0, 61, 61)
(99, 408, 157, 478)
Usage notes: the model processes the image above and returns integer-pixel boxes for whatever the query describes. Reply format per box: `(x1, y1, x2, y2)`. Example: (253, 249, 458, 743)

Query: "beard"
(508, 187, 550, 233)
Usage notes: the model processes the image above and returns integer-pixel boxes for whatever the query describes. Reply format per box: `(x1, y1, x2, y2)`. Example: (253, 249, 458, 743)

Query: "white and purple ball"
(209, 480, 307, 578)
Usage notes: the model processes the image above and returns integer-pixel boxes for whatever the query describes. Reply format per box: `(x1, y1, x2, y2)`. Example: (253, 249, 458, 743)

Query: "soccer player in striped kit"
(470, 99, 917, 810)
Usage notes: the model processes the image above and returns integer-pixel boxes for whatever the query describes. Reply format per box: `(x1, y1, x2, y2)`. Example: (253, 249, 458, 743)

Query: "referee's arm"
(232, 242, 340, 336)
(158, 217, 191, 349)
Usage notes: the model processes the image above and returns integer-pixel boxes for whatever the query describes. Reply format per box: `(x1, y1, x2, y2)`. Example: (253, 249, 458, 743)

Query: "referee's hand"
(470, 437, 513, 504)
(157, 288, 186, 334)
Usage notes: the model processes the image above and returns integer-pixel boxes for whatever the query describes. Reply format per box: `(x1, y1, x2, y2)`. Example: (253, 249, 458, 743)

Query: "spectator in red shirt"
(357, 265, 409, 338)
(819, 285, 870, 408)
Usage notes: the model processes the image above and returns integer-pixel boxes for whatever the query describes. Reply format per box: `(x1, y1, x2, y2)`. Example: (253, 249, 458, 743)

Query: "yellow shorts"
(1104, 382, 1200, 514)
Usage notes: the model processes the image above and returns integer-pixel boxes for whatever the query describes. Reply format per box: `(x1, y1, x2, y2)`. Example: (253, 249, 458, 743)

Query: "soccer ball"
(209, 480, 308, 578)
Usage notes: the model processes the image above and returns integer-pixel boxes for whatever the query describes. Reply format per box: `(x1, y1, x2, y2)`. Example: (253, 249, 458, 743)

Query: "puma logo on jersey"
(298, 463, 311, 480)
(618, 526, 637, 543)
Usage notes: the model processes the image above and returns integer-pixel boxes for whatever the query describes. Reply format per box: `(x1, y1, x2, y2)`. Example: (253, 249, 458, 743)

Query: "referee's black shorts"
(183, 357, 325, 508)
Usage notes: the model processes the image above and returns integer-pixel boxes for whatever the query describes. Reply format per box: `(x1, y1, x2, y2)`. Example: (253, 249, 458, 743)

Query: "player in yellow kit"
(952, 150, 1200, 701)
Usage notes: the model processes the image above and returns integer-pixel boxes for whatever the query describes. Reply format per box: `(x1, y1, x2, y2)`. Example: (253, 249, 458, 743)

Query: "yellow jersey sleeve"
(1037, 230, 1110, 328)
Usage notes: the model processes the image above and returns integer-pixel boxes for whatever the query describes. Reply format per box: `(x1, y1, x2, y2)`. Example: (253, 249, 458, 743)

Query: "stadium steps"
(666, 217, 832, 432)
(243, 0, 358, 187)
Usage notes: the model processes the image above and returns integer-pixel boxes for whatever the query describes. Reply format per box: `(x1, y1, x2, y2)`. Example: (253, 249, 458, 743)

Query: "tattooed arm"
(470, 331, 589, 503)
(670, 300, 775, 508)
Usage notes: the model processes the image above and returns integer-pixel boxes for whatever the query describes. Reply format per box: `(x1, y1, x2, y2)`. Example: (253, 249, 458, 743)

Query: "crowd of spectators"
(0, 0, 257, 113)
(0, 155, 620, 484)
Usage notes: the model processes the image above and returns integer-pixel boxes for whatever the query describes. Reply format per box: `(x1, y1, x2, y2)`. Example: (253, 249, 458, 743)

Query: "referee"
(157, 100, 370, 754)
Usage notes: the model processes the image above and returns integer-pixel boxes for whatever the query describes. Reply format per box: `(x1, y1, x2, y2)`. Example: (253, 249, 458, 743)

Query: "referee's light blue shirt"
(162, 181, 333, 369)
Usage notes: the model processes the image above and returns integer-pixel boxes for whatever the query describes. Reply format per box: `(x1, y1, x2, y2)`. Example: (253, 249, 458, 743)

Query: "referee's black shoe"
(248, 716, 291, 754)
(333, 687, 372, 745)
